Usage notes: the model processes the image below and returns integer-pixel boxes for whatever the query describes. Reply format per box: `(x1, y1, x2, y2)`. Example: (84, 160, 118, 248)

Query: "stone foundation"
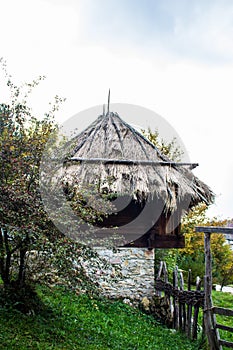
(94, 248, 155, 302)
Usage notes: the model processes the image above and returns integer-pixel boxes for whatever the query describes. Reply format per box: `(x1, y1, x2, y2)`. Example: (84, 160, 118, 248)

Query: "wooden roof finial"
(107, 89, 110, 114)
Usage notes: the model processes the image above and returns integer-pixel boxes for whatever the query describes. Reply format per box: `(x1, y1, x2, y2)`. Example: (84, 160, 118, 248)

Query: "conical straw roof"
(65, 112, 214, 212)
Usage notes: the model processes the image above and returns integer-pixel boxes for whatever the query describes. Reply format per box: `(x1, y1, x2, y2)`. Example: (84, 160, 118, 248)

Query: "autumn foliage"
(179, 203, 233, 286)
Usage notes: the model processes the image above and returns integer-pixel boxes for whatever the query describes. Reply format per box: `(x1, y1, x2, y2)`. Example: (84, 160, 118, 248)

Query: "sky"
(1, 0, 233, 219)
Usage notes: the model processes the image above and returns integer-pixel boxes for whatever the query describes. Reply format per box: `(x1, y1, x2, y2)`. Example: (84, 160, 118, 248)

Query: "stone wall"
(94, 247, 155, 303)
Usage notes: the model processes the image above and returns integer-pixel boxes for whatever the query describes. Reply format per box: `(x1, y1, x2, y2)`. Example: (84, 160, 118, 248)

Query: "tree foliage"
(142, 128, 183, 161)
(0, 70, 58, 292)
(179, 204, 233, 286)
(0, 61, 115, 312)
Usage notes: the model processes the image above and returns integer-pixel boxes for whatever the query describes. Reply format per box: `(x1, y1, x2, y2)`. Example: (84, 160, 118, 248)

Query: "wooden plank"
(92, 227, 186, 248)
(219, 340, 233, 348)
(216, 323, 233, 332)
(123, 234, 185, 248)
(213, 307, 233, 317)
(196, 226, 233, 235)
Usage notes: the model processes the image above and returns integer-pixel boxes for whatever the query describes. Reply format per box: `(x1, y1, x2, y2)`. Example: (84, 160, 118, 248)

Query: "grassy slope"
(212, 290, 233, 345)
(0, 285, 201, 350)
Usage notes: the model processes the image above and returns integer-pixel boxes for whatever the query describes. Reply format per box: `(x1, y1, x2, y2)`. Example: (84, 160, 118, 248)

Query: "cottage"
(64, 107, 214, 249)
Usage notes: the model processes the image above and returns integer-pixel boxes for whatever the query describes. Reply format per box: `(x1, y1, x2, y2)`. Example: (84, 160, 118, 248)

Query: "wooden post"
(196, 226, 233, 349)
(155, 261, 163, 297)
(179, 271, 186, 332)
(107, 89, 110, 114)
(186, 269, 192, 338)
(204, 232, 221, 350)
(192, 276, 201, 340)
(173, 266, 179, 330)
(179, 271, 183, 331)
(194, 228, 221, 350)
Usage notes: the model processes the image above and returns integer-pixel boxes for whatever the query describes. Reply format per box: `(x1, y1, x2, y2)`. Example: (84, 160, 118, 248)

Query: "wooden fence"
(154, 227, 233, 348)
(196, 226, 233, 350)
(155, 261, 204, 340)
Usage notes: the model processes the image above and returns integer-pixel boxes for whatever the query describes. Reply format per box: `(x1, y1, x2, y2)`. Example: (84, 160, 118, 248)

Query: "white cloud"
(172, 2, 233, 62)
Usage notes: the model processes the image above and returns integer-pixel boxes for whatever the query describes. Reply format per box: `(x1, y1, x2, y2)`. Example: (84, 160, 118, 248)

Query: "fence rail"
(213, 307, 233, 317)
(219, 340, 233, 349)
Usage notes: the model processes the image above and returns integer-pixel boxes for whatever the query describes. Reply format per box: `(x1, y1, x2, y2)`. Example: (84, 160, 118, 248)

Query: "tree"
(0, 63, 61, 293)
(0, 61, 119, 312)
(178, 204, 233, 286)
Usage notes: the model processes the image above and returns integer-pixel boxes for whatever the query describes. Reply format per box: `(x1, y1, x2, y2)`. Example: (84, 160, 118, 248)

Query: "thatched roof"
(64, 112, 214, 212)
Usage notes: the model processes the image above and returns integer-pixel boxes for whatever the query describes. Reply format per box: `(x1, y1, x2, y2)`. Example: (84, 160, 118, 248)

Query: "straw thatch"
(65, 112, 214, 213)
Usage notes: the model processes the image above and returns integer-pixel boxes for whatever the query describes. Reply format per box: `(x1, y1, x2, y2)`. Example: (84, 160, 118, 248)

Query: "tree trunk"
(17, 247, 27, 287)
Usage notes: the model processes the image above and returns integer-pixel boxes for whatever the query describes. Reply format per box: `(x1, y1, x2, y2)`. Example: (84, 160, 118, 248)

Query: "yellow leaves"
(181, 232, 204, 256)
(21, 152, 28, 158)
(179, 205, 233, 284)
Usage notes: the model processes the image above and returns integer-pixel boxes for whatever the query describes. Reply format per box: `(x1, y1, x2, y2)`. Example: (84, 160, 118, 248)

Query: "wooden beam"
(196, 226, 233, 235)
(213, 307, 233, 317)
(216, 324, 233, 333)
(66, 157, 198, 168)
(219, 340, 233, 348)
(123, 235, 185, 249)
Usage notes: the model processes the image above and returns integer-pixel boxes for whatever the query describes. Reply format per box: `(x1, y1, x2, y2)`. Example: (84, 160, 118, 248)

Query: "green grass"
(212, 290, 233, 346)
(0, 285, 202, 350)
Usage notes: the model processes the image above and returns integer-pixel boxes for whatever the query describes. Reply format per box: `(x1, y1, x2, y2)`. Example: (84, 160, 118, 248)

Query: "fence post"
(186, 269, 192, 338)
(192, 276, 201, 340)
(179, 271, 186, 332)
(204, 232, 221, 350)
(196, 226, 233, 348)
(173, 266, 179, 330)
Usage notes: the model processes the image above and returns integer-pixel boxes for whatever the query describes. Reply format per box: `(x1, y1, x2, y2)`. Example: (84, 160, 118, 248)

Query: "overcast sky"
(1, 0, 233, 219)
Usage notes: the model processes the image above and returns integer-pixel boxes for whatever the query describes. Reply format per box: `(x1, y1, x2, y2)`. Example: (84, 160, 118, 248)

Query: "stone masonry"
(94, 247, 155, 302)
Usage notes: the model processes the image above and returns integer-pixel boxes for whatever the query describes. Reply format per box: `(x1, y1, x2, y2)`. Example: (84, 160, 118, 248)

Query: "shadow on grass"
(0, 283, 54, 315)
